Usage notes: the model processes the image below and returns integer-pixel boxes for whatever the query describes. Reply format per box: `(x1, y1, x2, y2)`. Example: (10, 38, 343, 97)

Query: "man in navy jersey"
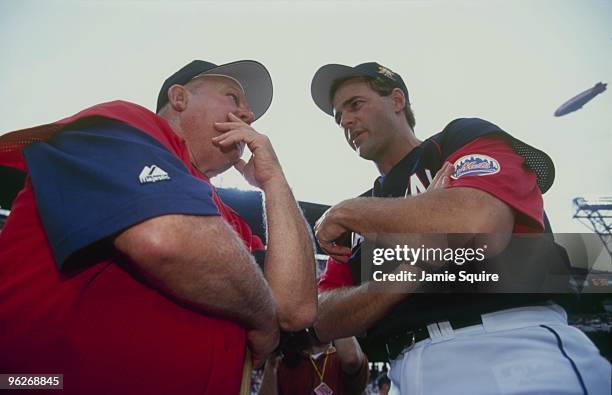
(0, 60, 316, 394)
(309, 62, 610, 394)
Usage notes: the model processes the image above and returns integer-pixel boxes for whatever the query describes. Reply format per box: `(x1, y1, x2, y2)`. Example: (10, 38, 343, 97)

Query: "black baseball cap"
(311, 62, 410, 116)
(156, 60, 273, 120)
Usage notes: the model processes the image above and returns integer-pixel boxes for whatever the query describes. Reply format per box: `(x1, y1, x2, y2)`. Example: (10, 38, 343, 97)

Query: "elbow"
(475, 209, 511, 233)
(139, 232, 182, 265)
(277, 301, 317, 332)
(311, 320, 333, 344)
(275, 284, 318, 331)
(463, 217, 498, 235)
(341, 352, 364, 374)
(464, 205, 514, 256)
(116, 220, 184, 270)
(461, 205, 514, 235)
(444, 188, 514, 235)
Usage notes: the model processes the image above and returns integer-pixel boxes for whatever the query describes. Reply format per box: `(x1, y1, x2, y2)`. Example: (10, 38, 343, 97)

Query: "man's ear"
(390, 87, 407, 114)
(167, 84, 188, 112)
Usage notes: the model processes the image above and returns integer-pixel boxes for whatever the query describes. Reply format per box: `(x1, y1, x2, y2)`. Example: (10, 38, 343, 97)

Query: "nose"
(234, 104, 255, 125)
(340, 112, 355, 130)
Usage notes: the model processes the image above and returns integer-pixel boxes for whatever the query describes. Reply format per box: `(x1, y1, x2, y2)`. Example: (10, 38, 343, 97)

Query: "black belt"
(385, 315, 483, 360)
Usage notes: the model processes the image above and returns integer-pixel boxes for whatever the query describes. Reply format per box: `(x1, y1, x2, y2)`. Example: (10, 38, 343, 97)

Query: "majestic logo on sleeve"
(451, 154, 500, 179)
(139, 165, 170, 184)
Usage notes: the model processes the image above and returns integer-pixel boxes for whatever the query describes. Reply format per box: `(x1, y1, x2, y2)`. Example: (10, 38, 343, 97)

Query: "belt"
(385, 315, 483, 360)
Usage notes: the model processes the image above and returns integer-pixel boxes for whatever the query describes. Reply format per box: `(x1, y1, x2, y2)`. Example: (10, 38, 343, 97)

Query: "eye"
(227, 93, 239, 104)
(350, 99, 364, 110)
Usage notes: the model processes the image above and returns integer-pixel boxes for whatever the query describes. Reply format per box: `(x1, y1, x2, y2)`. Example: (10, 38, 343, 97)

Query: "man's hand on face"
(213, 113, 285, 190)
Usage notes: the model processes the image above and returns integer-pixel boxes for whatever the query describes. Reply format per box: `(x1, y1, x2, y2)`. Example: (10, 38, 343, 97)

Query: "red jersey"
(319, 135, 544, 292)
(0, 101, 263, 394)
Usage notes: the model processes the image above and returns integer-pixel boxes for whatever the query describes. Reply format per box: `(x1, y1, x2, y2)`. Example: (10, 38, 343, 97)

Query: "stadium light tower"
(573, 197, 612, 258)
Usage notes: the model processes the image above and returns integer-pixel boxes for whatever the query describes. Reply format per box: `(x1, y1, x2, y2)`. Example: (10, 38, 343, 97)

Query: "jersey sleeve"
(445, 135, 544, 231)
(318, 257, 355, 292)
(23, 119, 220, 269)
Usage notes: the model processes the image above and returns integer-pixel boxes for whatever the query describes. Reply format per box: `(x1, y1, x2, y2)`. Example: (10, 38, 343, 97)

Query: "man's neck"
(160, 112, 213, 178)
(375, 128, 421, 175)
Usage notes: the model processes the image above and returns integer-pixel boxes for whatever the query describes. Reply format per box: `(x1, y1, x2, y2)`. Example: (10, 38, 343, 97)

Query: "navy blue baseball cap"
(156, 60, 273, 120)
(311, 62, 410, 116)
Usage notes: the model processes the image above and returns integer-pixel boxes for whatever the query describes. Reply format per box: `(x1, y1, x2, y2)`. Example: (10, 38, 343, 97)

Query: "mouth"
(350, 130, 367, 147)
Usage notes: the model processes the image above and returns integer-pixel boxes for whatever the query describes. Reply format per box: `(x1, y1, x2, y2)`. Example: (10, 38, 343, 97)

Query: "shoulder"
(439, 117, 506, 142)
(57, 100, 189, 166)
(431, 118, 508, 159)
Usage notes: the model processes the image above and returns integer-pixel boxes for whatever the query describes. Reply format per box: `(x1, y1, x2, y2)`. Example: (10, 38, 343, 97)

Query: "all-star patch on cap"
(311, 62, 410, 116)
(156, 60, 273, 120)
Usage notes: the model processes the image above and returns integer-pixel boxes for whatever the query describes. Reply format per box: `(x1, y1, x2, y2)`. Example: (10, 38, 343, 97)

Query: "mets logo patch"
(451, 154, 500, 179)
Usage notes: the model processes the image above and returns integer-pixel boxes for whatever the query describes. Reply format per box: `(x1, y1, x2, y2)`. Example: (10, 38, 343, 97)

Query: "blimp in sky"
(554, 82, 607, 117)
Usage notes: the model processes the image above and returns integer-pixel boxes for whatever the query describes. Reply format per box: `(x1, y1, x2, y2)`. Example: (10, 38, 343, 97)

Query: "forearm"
(334, 337, 366, 375)
(262, 177, 317, 331)
(336, 337, 369, 395)
(314, 284, 405, 342)
(153, 233, 276, 330)
(114, 214, 276, 331)
(334, 187, 514, 235)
